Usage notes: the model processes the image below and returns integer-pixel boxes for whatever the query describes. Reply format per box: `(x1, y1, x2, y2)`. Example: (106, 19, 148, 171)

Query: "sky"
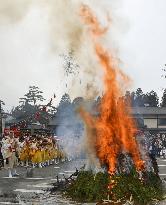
(0, 0, 166, 111)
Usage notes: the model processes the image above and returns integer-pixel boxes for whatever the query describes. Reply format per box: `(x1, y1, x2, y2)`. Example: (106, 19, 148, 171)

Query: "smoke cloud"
(0, 0, 123, 168)
(45, 0, 122, 169)
(46, 0, 124, 100)
(0, 0, 33, 24)
(0, 0, 122, 100)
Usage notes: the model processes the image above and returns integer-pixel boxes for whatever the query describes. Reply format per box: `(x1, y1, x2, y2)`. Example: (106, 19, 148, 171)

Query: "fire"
(80, 5, 144, 174)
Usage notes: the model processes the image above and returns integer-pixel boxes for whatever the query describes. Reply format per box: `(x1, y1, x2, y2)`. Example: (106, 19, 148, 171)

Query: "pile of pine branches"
(65, 169, 165, 205)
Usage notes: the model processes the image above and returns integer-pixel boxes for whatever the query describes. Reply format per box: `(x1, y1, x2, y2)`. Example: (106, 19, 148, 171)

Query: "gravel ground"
(0, 160, 86, 205)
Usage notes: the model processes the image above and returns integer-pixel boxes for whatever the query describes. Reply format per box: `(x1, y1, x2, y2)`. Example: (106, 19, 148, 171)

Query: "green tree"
(145, 90, 159, 107)
(134, 88, 145, 107)
(0, 100, 5, 106)
(161, 88, 166, 107)
(0, 100, 5, 113)
(19, 86, 45, 105)
(11, 101, 38, 121)
(11, 88, 56, 128)
(59, 93, 71, 107)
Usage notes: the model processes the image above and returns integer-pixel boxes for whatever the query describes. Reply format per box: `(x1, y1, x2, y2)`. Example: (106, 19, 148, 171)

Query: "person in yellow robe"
(20, 142, 30, 166)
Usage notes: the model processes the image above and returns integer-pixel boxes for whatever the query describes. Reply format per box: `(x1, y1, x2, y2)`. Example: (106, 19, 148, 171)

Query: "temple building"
(132, 107, 166, 133)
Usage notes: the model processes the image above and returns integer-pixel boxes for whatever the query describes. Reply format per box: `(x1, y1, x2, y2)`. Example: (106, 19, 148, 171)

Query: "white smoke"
(43, 0, 120, 169)
(55, 104, 85, 159)
(0, 0, 123, 100)
(0, 0, 33, 24)
(45, 0, 125, 99)
(0, 0, 124, 169)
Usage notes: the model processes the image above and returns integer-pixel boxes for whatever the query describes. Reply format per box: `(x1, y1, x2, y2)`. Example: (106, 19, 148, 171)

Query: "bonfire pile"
(53, 3, 165, 205)
(62, 4, 165, 205)
(50, 161, 164, 205)
(64, 168, 163, 205)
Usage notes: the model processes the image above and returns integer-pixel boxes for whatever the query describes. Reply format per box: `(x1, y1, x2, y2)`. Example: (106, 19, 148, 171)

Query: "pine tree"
(19, 86, 45, 105)
(134, 88, 145, 107)
(0, 100, 5, 113)
(161, 89, 166, 107)
(59, 93, 71, 105)
(145, 90, 159, 107)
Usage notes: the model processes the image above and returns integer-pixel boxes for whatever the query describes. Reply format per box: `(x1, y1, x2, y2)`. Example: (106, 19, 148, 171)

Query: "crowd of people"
(136, 131, 166, 159)
(0, 129, 166, 178)
(148, 132, 166, 158)
(0, 131, 66, 177)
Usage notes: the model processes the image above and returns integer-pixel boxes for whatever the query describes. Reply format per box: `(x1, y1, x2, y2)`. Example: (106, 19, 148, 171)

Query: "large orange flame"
(80, 5, 144, 174)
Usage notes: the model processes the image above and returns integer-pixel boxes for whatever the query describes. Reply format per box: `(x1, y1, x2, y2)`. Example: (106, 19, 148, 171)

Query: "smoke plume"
(0, 0, 127, 169)
(0, 0, 122, 100)
(0, 0, 33, 24)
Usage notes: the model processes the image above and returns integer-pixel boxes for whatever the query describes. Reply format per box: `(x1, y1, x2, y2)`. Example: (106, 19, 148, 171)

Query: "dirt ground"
(0, 158, 165, 205)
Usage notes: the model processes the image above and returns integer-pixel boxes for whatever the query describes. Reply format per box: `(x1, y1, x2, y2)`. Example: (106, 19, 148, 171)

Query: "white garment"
(1, 137, 12, 159)
(163, 148, 166, 155)
(2, 137, 18, 169)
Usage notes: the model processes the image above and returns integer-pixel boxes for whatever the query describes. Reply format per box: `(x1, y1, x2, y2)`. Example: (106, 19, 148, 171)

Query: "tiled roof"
(131, 107, 166, 115)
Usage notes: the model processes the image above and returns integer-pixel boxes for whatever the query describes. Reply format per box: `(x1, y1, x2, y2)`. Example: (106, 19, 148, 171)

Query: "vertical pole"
(0, 101, 2, 139)
(31, 124, 34, 135)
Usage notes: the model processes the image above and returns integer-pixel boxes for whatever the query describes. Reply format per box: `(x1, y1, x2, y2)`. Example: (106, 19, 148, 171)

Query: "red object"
(35, 112, 40, 120)
(11, 127, 20, 137)
(4, 127, 20, 137)
(4, 128, 10, 135)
